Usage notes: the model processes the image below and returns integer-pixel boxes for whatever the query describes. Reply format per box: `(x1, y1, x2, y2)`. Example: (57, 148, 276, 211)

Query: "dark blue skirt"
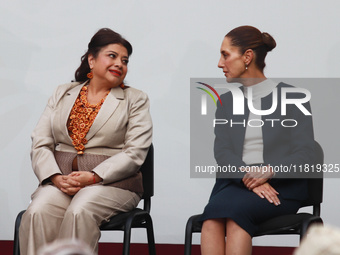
(200, 179, 302, 237)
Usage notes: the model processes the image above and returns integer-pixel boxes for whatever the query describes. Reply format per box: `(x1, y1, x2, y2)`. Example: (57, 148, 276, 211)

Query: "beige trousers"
(19, 184, 141, 255)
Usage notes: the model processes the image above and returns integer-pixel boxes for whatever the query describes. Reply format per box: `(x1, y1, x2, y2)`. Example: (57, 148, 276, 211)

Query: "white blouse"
(242, 79, 278, 165)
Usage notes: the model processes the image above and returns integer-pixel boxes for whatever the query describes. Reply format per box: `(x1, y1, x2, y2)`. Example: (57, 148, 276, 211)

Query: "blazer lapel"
(232, 86, 248, 156)
(59, 84, 83, 139)
(261, 83, 281, 145)
(86, 86, 124, 140)
(233, 100, 248, 156)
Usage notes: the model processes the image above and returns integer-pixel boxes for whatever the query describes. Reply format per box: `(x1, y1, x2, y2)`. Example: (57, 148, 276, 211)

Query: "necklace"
(68, 86, 109, 154)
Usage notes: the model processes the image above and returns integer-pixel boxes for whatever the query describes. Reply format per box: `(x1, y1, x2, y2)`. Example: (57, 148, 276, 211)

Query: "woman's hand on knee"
(252, 183, 281, 206)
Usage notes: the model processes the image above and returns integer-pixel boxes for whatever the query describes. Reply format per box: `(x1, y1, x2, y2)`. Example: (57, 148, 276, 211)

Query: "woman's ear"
(243, 49, 254, 66)
(88, 54, 94, 69)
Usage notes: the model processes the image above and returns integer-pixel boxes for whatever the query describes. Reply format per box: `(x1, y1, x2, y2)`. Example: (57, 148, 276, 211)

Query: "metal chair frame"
(13, 144, 156, 255)
(184, 141, 324, 255)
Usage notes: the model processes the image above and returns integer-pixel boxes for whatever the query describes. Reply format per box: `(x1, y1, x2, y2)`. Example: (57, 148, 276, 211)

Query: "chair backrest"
(140, 144, 154, 203)
(301, 141, 324, 209)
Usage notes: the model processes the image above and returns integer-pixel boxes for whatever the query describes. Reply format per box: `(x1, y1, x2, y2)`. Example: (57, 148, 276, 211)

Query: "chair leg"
(145, 214, 156, 255)
(184, 216, 195, 255)
(14, 210, 26, 255)
(122, 219, 133, 255)
(122, 213, 156, 255)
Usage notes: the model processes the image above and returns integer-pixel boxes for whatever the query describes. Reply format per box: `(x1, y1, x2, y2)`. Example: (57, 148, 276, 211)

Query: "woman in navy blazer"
(200, 26, 314, 255)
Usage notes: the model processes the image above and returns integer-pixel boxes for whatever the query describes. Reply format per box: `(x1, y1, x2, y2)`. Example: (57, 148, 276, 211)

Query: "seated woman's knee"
(26, 203, 56, 218)
(202, 219, 225, 232)
(63, 204, 94, 222)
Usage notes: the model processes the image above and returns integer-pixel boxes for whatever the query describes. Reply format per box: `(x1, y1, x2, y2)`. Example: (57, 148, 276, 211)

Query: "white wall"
(1, 0, 339, 247)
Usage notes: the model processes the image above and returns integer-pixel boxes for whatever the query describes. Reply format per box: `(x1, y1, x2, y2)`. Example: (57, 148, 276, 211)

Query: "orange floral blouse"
(67, 85, 109, 154)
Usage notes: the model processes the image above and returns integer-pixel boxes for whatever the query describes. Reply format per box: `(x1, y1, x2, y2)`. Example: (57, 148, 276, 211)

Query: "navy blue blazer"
(213, 82, 315, 201)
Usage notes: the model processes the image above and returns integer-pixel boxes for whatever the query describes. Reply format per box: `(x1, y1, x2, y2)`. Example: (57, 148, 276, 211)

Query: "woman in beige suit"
(19, 28, 153, 255)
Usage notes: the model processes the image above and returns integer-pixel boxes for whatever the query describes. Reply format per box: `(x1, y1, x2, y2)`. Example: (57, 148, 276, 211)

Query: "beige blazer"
(31, 81, 153, 185)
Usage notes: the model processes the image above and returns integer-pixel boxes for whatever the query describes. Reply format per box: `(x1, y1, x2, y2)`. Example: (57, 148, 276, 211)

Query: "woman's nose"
(114, 59, 122, 68)
(217, 57, 224, 68)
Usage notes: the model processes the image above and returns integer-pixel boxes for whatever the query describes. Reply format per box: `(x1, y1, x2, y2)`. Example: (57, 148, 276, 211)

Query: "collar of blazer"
(61, 81, 125, 142)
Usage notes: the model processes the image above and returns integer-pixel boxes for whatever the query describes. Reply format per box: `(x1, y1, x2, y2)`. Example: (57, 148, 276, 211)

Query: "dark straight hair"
(226, 26, 276, 71)
(74, 28, 133, 82)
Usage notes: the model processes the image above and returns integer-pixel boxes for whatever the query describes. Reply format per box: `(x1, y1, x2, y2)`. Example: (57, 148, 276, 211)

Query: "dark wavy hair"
(75, 28, 133, 82)
(226, 26, 276, 71)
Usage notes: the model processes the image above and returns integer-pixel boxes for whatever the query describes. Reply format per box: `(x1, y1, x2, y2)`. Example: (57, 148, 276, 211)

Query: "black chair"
(184, 141, 324, 255)
(13, 144, 156, 255)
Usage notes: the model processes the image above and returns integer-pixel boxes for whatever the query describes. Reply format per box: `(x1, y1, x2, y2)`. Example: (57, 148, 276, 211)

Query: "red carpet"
(1, 241, 296, 255)
(99, 243, 296, 255)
